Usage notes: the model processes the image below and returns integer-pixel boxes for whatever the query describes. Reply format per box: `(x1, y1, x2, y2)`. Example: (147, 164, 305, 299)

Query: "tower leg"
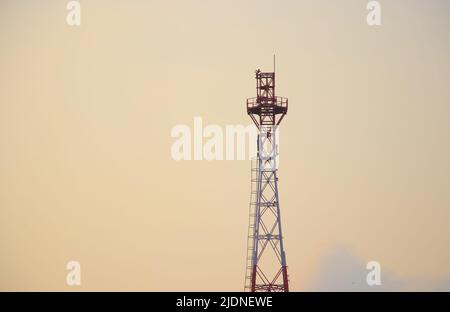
(245, 128, 289, 292)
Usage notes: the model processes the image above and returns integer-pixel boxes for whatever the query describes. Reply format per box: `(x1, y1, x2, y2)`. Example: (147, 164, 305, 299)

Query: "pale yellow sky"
(1, 0, 450, 291)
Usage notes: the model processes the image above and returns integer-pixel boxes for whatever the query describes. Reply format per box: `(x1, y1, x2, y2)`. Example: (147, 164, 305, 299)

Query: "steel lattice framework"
(244, 68, 289, 292)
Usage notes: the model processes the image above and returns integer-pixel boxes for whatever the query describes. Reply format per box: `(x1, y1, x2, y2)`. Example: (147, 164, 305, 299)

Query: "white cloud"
(304, 246, 450, 292)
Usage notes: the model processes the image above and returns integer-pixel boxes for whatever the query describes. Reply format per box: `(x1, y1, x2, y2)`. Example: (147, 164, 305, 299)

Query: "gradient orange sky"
(1, 0, 450, 291)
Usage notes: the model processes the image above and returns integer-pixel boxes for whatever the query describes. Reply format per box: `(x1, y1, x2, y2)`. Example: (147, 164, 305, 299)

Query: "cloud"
(304, 246, 450, 292)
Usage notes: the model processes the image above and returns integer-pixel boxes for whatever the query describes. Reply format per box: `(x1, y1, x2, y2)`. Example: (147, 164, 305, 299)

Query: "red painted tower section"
(244, 63, 289, 292)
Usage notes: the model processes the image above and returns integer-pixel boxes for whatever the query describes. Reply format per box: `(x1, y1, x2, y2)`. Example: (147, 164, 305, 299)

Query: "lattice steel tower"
(244, 62, 289, 292)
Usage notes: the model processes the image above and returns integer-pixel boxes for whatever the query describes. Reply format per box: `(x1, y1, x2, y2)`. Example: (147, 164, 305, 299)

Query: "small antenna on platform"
(273, 54, 276, 73)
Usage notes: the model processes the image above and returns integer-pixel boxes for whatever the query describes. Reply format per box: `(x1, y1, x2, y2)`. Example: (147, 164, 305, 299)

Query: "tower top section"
(247, 69, 288, 128)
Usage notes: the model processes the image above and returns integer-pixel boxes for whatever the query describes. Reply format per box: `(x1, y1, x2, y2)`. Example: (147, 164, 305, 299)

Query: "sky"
(1, 0, 450, 291)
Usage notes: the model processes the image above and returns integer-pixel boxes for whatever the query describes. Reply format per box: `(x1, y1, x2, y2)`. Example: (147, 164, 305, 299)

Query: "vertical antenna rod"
(273, 54, 276, 73)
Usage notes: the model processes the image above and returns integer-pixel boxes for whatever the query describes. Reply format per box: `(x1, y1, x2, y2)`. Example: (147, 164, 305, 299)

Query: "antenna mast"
(244, 59, 290, 292)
